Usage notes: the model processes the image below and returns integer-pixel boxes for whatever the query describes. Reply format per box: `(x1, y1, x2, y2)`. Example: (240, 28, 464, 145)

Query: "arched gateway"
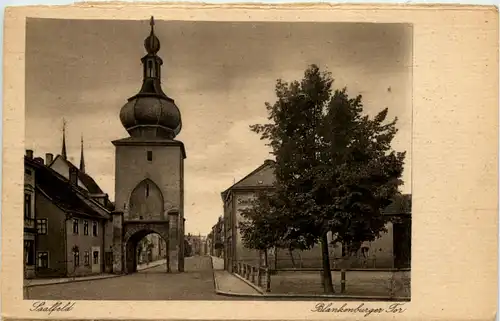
(110, 16, 186, 274)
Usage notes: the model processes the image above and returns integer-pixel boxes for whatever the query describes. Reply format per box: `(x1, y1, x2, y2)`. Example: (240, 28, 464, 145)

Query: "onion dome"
(119, 16, 182, 139)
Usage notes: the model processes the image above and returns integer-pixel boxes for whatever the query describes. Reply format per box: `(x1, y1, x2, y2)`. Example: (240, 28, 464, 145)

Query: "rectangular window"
(84, 251, 90, 266)
(24, 240, 35, 266)
(73, 249, 80, 267)
(36, 219, 47, 235)
(93, 251, 99, 264)
(24, 194, 32, 218)
(73, 219, 79, 234)
(92, 221, 98, 237)
(37, 252, 49, 268)
(147, 151, 153, 162)
(83, 220, 89, 235)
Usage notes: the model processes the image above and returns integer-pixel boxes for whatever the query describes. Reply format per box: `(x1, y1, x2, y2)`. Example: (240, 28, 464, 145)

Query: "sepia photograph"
(23, 16, 412, 301)
(2, 3, 497, 321)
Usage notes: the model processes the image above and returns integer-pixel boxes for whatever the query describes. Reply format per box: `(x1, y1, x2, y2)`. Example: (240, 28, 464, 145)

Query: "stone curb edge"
(232, 272, 265, 294)
(24, 260, 167, 288)
(23, 274, 122, 288)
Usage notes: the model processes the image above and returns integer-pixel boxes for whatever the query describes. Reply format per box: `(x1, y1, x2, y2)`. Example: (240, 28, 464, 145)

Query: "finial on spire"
(61, 118, 67, 160)
(79, 134, 86, 174)
(144, 16, 160, 55)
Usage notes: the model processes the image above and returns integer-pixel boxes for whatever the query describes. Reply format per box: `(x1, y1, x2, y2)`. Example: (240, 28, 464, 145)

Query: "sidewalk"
(24, 259, 167, 287)
(210, 256, 262, 296)
(137, 258, 167, 271)
(24, 273, 119, 288)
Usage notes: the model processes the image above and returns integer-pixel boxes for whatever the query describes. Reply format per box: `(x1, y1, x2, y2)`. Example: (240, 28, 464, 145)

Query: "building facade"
(24, 152, 37, 279)
(24, 150, 113, 278)
(221, 159, 412, 271)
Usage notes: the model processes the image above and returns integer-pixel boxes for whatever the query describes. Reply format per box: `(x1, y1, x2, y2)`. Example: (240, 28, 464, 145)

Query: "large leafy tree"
(239, 190, 311, 269)
(250, 64, 406, 293)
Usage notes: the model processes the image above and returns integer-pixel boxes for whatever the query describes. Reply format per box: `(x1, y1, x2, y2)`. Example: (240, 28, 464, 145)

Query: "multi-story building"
(24, 149, 114, 278)
(221, 159, 412, 271)
(23, 151, 38, 279)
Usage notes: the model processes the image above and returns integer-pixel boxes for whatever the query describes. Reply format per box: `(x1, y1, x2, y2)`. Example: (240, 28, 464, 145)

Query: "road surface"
(26, 256, 239, 300)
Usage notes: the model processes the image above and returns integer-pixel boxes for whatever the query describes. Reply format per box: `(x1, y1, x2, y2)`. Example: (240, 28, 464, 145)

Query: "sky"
(25, 19, 413, 235)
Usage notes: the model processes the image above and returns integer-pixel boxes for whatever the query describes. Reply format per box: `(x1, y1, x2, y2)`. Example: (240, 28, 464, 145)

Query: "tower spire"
(79, 134, 86, 173)
(61, 118, 67, 160)
(128, 16, 170, 101)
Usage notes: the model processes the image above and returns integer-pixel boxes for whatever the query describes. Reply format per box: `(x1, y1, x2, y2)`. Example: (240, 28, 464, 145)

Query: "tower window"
(147, 151, 153, 162)
(146, 183, 150, 198)
(147, 60, 154, 77)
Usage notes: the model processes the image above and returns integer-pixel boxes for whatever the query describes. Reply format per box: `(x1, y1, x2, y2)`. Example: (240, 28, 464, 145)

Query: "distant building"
(220, 159, 412, 272)
(185, 234, 205, 256)
(24, 149, 114, 278)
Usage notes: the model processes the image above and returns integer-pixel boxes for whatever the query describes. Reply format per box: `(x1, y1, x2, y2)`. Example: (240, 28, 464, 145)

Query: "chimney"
(26, 150, 33, 159)
(69, 167, 78, 185)
(34, 157, 44, 165)
(45, 153, 53, 165)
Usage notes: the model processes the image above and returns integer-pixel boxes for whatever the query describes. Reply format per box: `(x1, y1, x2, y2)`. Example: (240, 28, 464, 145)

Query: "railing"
(234, 262, 271, 292)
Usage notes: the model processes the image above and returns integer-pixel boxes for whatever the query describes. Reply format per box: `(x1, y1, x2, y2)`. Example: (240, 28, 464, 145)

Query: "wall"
(128, 179, 164, 220)
(234, 191, 261, 264)
(115, 143, 185, 269)
(114, 144, 182, 220)
(230, 187, 397, 269)
(35, 193, 66, 277)
(24, 165, 36, 278)
(65, 217, 106, 276)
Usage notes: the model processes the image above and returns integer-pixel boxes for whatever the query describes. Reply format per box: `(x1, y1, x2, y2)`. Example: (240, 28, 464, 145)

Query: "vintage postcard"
(1, 2, 498, 320)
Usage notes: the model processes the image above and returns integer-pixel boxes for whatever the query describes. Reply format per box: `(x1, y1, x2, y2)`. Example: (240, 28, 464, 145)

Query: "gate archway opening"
(124, 227, 169, 274)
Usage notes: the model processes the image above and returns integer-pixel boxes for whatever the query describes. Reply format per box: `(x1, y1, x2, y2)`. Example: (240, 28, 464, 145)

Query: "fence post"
(340, 270, 346, 293)
(251, 266, 256, 284)
(265, 267, 271, 292)
(257, 267, 262, 286)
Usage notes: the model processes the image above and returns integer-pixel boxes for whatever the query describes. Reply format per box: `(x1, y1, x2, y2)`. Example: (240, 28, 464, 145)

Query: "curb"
(210, 256, 259, 297)
(232, 272, 265, 294)
(137, 260, 168, 272)
(24, 274, 122, 288)
(24, 260, 167, 288)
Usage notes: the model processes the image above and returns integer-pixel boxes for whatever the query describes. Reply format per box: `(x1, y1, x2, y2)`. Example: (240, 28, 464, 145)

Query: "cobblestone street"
(26, 256, 241, 300)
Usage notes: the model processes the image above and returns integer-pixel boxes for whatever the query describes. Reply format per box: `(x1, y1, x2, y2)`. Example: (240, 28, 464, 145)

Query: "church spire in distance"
(61, 118, 67, 160)
(79, 134, 86, 173)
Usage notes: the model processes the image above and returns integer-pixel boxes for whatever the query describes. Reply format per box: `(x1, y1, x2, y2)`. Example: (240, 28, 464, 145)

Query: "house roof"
(26, 156, 110, 220)
(51, 154, 104, 194)
(220, 158, 411, 215)
(221, 159, 275, 201)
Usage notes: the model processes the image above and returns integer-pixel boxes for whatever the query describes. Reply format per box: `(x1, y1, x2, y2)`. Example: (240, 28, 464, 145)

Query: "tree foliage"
(242, 64, 406, 293)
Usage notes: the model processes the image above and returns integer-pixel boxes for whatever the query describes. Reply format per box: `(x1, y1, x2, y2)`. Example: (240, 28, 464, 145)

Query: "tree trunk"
(274, 247, 278, 271)
(321, 233, 334, 293)
(289, 248, 296, 268)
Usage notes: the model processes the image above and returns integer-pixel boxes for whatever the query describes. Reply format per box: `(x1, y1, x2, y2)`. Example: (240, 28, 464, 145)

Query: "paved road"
(26, 256, 242, 300)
